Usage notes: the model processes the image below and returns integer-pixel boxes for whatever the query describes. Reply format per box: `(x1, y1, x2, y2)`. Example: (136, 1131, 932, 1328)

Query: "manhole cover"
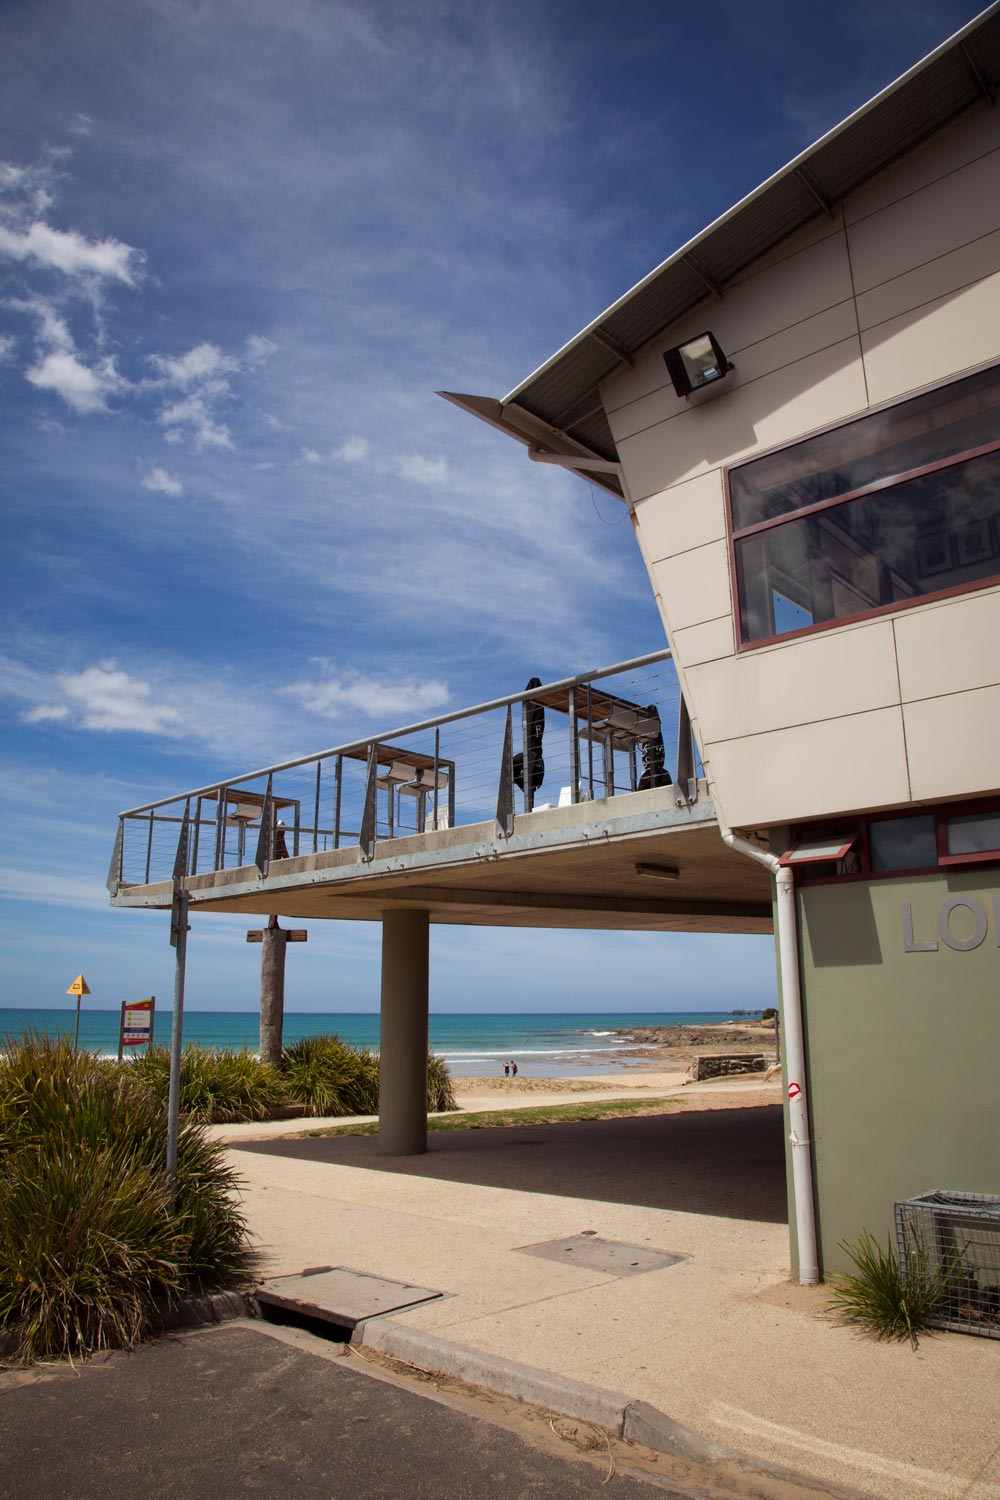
(516, 1235, 686, 1276)
(255, 1268, 443, 1329)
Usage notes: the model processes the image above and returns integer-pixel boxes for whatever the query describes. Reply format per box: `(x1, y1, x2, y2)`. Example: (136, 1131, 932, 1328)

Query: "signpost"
(66, 973, 91, 1052)
(118, 996, 156, 1061)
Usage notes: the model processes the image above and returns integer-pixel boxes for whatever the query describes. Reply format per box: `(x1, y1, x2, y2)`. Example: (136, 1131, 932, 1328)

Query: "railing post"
(106, 819, 124, 895)
(292, 799, 301, 857)
(496, 706, 515, 838)
(568, 688, 580, 804)
(254, 775, 274, 875)
(145, 811, 155, 884)
(191, 797, 202, 876)
(432, 728, 440, 833)
(674, 694, 696, 808)
(521, 696, 534, 813)
(313, 762, 322, 853)
(214, 789, 227, 870)
(586, 684, 595, 798)
(360, 745, 378, 860)
(333, 754, 343, 849)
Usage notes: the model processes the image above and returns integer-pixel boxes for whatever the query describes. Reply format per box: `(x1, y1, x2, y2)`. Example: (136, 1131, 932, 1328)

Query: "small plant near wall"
(826, 1230, 961, 1349)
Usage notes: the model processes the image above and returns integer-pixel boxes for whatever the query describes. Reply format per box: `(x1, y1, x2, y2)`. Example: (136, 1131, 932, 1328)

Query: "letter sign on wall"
(902, 894, 1000, 953)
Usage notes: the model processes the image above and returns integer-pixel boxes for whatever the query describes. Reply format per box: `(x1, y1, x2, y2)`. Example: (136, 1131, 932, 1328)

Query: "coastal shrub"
(427, 1052, 458, 1112)
(0, 1032, 249, 1363)
(280, 1034, 380, 1117)
(127, 1044, 287, 1123)
(825, 1230, 960, 1350)
(280, 1034, 457, 1116)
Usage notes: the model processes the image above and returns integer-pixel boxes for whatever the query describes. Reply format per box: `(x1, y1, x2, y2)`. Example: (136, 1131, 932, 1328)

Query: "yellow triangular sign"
(66, 974, 91, 996)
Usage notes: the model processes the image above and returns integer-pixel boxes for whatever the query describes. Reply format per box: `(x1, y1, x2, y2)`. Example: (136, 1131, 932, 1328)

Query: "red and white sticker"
(787, 1081, 802, 1101)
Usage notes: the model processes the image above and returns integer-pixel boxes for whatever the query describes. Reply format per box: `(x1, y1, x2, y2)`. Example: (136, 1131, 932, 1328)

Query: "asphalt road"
(0, 1321, 688, 1500)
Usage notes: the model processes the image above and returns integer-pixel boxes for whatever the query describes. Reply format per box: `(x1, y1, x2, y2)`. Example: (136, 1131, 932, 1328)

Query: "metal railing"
(108, 648, 700, 891)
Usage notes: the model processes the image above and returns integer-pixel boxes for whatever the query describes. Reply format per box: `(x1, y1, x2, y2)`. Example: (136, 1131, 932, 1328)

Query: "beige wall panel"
(650, 541, 731, 634)
(618, 338, 866, 500)
(861, 270, 1000, 406)
(687, 622, 900, 744)
(893, 587, 1000, 703)
(632, 469, 726, 564)
(602, 230, 854, 421)
(856, 226, 1000, 331)
(706, 707, 910, 827)
(609, 299, 858, 446)
(845, 103, 1000, 225)
(904, 685, 1000, 801)
(847, 147, 1000, 294)
(672, 615, 736, 668)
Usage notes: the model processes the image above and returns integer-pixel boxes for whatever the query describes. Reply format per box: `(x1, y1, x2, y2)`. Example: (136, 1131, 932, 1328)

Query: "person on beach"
(503, 1061, 510, 1077)
(511, 1061, 518, 1078)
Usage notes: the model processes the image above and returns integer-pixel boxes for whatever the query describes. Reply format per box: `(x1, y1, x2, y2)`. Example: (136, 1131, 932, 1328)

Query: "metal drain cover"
(517, 1235, 685, 1276)
(255, 1268, 443, 1329)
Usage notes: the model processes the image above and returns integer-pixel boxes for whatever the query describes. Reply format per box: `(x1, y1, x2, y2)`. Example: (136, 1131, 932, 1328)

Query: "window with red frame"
(785, 802, 1000, 882)
(727, 363, 1000, 647)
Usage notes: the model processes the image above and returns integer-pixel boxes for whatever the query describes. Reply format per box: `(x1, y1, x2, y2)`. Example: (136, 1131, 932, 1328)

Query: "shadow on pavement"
(234, 1105, 788, 1224)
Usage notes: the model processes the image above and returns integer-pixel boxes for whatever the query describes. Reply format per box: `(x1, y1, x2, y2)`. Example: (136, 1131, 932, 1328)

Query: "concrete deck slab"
(227, 1103, 1000, 1500)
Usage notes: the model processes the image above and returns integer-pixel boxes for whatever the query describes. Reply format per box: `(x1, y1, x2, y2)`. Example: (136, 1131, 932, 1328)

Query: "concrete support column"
(259, 915, 287, 1068)
(378, 908, 429, 1156)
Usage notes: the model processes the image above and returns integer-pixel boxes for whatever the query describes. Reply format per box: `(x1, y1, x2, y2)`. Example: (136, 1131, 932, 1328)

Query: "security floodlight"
(663, 332, 733, 398)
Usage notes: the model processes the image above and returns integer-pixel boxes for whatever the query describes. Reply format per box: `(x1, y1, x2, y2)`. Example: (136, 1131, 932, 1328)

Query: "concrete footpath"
(223, 1094, 1000, 1500)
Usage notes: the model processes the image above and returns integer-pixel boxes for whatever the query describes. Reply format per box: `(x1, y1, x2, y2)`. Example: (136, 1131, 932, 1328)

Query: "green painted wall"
(797, 869, 999, 1276)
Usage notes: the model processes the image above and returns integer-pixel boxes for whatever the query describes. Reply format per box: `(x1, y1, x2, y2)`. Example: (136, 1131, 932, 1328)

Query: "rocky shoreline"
(610, 1020, 778, 1063)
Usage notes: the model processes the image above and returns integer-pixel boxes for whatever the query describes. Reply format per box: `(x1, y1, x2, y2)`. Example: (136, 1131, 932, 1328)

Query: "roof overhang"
(440, 4, 1000, 484)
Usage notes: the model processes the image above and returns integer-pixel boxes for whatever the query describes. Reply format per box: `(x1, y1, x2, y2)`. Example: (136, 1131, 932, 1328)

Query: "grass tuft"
(825, 1230, 960, 1349)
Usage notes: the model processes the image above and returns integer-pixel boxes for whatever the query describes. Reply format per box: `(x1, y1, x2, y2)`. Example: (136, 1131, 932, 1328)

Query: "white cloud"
(0, 333, 14, 362)
(157, 393, 233, 450)
(69, 113, 93, 138)
(0, 867, 108, 911)
(22, 703, 70, 724)
(57, 662, 183, 734)
(245, 334, 277, 366)
(336, 435, 369, 463)
(396, 452, 448, 485)
(283, 665, 450, 721)
(0, 221, 141, 284)
(150, 341, 238, 388)
(301, 436, 369, 466)
(25, 350, 121, 413)
(141, 466, 184, 497)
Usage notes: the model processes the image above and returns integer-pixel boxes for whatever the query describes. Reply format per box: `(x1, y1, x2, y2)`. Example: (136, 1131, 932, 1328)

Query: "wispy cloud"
(141, 465, 184, 496)
(283, 663, 450, 721)
(0, 219, 142, 284)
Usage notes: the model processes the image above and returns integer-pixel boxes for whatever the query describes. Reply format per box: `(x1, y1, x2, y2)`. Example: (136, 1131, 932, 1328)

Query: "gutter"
(718, 821, 820, 1285)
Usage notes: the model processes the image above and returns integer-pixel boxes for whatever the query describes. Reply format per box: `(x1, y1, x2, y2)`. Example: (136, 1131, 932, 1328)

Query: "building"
(443, 6, 1000, 1274)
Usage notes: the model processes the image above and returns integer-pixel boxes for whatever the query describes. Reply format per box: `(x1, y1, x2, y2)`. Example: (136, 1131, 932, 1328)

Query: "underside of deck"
(111, 785, 774, 934)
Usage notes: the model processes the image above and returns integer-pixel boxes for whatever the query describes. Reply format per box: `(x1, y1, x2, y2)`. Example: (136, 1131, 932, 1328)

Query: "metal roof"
(440, 3, 1000, 500)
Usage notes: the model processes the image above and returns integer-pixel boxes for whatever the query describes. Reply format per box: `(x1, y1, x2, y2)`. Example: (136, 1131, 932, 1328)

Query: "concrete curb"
(355, 1317, 869, 1499)
(357, 1317, 626, 1432)
(155, 1289, 253, 1332)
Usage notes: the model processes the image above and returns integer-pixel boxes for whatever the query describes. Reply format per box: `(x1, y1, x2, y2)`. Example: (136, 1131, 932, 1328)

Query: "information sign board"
(118, 997, 155, 1060)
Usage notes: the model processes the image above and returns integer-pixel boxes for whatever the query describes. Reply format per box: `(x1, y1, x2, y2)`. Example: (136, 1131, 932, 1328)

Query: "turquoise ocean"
(0, 1009, 754, 1078)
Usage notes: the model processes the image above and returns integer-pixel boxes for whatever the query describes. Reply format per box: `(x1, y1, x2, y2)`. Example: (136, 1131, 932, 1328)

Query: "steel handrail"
(117, 648, 674, 816)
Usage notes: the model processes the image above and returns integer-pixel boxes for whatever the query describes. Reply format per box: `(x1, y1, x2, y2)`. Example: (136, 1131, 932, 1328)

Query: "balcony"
(108, 650, 773, 934)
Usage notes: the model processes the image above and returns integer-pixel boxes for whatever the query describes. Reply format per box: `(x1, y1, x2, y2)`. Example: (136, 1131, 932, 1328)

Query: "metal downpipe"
(719, 824, 820, 1285)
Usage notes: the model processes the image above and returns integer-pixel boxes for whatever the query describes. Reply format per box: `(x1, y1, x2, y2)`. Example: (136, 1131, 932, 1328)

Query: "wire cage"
(895, 1191, 1000, 1339)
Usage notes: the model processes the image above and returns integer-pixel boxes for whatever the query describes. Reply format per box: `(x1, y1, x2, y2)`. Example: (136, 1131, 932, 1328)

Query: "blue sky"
(0, 0, 983, 1015)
